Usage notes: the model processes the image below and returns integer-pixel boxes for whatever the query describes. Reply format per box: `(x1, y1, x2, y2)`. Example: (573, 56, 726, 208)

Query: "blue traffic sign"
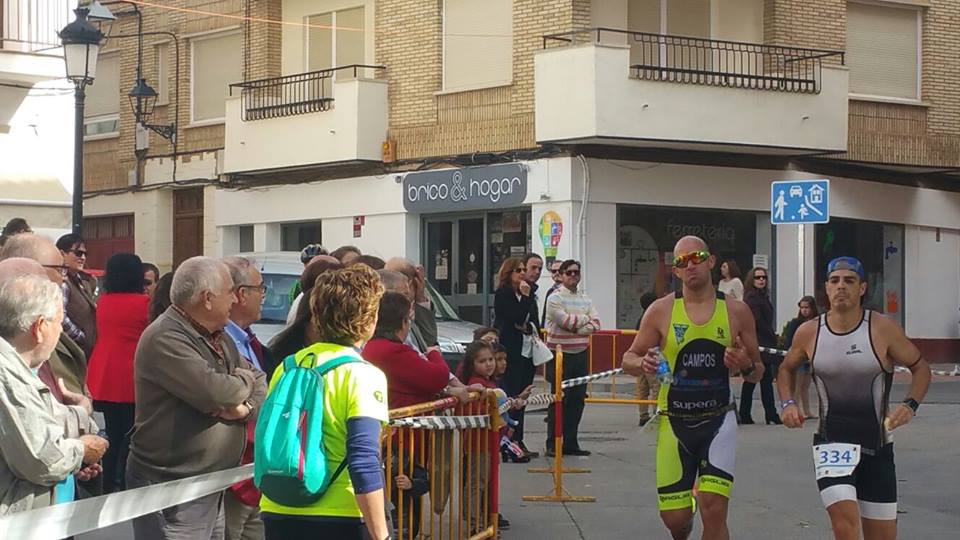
(771, 179, 830, 225)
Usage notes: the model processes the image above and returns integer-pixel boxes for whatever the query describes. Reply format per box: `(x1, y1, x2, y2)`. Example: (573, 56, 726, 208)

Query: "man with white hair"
(0, 234, 90, 396)
(0, 272, 108, 515)
(127, 256, 267, 540)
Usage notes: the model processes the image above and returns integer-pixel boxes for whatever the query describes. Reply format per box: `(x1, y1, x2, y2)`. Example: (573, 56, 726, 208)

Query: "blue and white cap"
(826, 256, 865, 280)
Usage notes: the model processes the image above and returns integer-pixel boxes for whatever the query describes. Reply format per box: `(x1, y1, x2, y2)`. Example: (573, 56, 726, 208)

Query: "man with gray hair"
(384, 258, 438, 350)
(221, 256, 270, 540)
(0, 272, 107, 515)
(128, 256, 267, 540)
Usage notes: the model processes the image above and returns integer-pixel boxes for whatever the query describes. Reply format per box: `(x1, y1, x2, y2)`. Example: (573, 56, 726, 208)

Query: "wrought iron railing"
(542, 28, 844, 94)
(1, 0, 72, 52)
(229, 64, 384, 121)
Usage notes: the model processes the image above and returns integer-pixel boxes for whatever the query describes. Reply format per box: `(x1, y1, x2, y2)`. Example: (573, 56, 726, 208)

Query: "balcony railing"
(229, 64, 384, 122)
(1, 0, 72, 53)
(543, 28, 844, 94)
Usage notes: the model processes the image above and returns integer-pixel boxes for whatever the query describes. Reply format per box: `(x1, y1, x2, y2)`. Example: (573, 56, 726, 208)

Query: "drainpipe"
(576, 154, 590, 288)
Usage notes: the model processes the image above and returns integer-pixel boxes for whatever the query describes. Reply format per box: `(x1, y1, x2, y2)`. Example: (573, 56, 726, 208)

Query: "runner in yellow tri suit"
(624, 235, 764, 540)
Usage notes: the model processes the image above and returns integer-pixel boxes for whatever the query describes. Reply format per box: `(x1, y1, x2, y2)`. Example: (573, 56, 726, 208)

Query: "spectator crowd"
(0, 217, 604, 540)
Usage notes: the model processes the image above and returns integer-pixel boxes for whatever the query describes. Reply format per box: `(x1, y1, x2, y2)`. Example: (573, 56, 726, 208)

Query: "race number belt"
(812, 442, 861, 480)
(660, 403, 735, 420)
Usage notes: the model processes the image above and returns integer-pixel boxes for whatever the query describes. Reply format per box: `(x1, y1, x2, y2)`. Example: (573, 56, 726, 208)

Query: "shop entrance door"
(424, 210, 532, 325)
(424, 216, 486, 324)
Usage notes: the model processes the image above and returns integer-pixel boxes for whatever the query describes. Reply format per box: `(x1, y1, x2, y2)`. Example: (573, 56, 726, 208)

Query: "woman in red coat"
(362, 291, 451, 409)
(86, 253, 150, 493)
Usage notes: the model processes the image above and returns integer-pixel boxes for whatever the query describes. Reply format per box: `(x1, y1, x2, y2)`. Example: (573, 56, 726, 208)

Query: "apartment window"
(627, 0, 711, 37)
(443, 0, 512, 92)
(84, 53, 120, 138)
(847, 2, 920, 100)
(191, 31, 243, 123)
(155, 43, 170, 106)
(307, 7, 366, 74)
(238, 225, 254, 253)
(281, 221, 322, 252)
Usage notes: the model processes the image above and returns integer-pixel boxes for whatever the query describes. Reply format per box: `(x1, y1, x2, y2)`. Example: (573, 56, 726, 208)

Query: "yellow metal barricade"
(385, 390, 501, 540)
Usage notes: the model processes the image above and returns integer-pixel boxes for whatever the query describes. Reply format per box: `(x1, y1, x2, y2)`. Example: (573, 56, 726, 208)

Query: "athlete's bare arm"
(622, 295, 671, 376)
(724, 299, 764, 384)
(777, 320, 817, 428)
(872, 313, 931, 431)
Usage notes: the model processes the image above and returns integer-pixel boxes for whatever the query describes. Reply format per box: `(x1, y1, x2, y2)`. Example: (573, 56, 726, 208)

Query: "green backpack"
(253, 348, 363, 507)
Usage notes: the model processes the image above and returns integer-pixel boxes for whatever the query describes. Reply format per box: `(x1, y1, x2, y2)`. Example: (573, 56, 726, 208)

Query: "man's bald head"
(384, 257, 416, 278)
(673, 235, 709, 257)
(0, 234, 65, 284)
(0, 257, 45, 281)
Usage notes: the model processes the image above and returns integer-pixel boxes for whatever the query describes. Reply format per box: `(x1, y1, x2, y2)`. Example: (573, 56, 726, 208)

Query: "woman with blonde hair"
(259, 266, 390, 540)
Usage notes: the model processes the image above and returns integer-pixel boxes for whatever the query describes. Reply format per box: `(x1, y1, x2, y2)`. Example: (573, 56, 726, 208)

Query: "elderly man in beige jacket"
(0, 264, 107, 516)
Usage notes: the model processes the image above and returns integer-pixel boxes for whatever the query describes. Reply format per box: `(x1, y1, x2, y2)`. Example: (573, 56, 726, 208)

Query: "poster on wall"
(539, 211, 563, 263)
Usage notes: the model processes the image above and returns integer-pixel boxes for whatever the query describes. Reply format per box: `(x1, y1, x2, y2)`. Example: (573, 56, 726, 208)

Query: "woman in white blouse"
(717, 259, 744, 300)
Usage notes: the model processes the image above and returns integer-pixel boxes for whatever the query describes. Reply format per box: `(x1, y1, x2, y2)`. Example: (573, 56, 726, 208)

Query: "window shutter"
(847, 3, 919, 99)
(443, 0, 512, 92)
(85, 54, 120, 118)
(192, 32, 243, 122)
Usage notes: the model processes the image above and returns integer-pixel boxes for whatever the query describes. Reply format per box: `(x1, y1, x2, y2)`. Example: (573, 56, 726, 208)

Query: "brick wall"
(380, 0, 583, 159)
(82, 0, 280, 192)
(764, 0, 960, 167)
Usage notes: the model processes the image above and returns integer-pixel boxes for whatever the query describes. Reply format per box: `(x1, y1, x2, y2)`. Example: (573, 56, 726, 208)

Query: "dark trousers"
(126, 460, 225, 540)
(264, 518, 364, 540)
(545, 349, 588, 452)
(739, 362, 778, 421)
(503, 355, 536, 445)
(96, 400, 135, 493)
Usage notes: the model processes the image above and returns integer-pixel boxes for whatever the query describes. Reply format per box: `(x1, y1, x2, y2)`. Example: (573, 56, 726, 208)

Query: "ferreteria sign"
(403, 163, 527, 212)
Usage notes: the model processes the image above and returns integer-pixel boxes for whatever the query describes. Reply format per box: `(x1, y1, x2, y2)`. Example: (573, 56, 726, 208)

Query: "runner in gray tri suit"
(777, 257, 931, 540)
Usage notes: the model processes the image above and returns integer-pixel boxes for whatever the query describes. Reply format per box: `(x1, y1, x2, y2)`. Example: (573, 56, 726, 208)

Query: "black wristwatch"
(741, 362, 757, 376)
(902, 398, 919, 413)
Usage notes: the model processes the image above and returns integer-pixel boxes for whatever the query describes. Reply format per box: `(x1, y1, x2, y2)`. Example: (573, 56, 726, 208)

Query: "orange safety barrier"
(385, 390, 502, 540)
(536, 330, 657, 408)
(586, 330, 658, 407)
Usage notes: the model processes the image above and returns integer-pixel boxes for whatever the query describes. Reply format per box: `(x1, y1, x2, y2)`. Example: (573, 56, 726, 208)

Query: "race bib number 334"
(812, 443, 861, 480)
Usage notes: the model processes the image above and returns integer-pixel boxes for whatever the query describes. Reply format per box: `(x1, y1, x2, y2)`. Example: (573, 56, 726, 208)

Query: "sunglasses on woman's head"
(672, 250, 710, 269)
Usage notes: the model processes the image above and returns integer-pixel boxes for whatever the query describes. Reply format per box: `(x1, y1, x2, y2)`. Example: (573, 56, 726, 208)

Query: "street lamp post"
(59, 7, 104, 237)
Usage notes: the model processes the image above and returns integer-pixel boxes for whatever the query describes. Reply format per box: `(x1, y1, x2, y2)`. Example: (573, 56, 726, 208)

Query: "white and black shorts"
(815, 442, 897, 520)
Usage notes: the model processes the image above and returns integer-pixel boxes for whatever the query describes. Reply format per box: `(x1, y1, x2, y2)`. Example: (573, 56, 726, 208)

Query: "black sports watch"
(740, 362, 757, 376)
(902, 398, 919, 413)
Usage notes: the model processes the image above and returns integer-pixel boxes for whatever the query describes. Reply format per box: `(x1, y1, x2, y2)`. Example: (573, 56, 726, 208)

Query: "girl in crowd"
(783, 295, 819, 419)
(473, 326, 500, 345)
(718, 259, 744, 301)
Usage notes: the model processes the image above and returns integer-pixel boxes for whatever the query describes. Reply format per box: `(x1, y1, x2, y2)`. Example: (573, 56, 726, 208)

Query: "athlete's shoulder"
(793, 318, 819, 345)
(649, 293, 676, 314)
(867, 310, 907, 338)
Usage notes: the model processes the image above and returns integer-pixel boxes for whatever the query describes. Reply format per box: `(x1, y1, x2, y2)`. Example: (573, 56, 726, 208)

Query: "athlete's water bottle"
(652, 346, 673, 385)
